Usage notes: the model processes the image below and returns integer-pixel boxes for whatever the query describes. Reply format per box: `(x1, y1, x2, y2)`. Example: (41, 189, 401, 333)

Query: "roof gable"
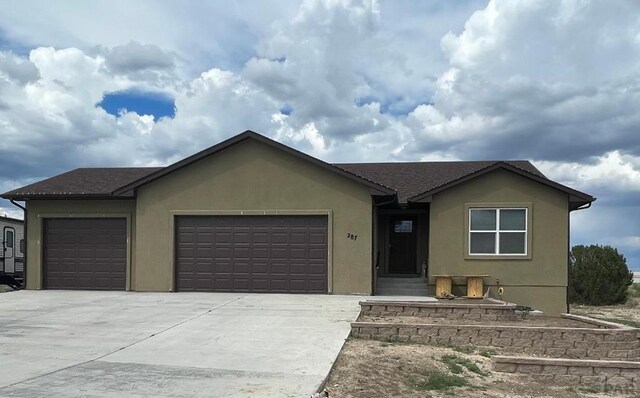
(111, 130, 396, 196)
(335, 160, 544, 203)
(406, 162, 595, 210)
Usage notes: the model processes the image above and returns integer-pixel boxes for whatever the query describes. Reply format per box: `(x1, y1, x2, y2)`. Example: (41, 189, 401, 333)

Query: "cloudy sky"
(0, 0, 638, 270)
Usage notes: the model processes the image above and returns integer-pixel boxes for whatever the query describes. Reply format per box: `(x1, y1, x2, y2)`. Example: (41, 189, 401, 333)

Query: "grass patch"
(599, 317, 640, 328)
(406, 370, 468, 391)
(478, 348, 497, 358)
(451, 345, 474, 354)
(578, 385, 602, 394)
(383, 335, 401, 344)
(441, 355, 487, 376)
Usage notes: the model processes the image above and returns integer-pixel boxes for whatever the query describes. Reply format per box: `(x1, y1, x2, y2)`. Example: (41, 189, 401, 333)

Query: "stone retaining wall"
(493, 356, 640, 392)
(351, 322, 640, 360)
(359, 300, 516, 321)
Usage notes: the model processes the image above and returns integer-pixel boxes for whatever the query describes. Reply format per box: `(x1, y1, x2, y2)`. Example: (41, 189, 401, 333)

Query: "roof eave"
(0, 215, 24, 223)
(0, 193, 129, 200)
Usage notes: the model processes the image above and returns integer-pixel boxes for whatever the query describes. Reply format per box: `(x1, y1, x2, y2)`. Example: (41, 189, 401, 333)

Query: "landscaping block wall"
(359, 301, 517, 321)
(351, 322, 640, 360)
(493, 356, 640, 392)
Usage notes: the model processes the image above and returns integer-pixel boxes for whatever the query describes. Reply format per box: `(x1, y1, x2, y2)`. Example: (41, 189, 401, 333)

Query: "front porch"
(373, 205, 430, 296)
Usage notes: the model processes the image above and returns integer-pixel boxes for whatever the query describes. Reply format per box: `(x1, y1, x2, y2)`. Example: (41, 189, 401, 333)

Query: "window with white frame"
(469, 208, 527, 255)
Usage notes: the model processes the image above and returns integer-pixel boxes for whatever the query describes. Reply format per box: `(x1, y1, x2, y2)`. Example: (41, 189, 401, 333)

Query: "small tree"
(569, 245, 633, 305)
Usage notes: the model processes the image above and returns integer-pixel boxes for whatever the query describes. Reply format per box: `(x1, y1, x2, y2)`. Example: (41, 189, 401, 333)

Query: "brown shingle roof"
(2, 160, 591, 207)
(2, 167, 162, 199)
(1, 130, 592, 209)
(335, 161, 545, 203)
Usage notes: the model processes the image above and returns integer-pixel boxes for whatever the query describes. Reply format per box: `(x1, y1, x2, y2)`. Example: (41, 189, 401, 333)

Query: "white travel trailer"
(0, 215, 24, 279)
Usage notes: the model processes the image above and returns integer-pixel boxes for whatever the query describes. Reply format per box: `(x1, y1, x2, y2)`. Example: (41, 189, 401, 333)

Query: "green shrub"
(569, 245, 633, 305)
(629, 284, 640, 298)
(441, 355, 487, 376)
(406, 370, 467, 391)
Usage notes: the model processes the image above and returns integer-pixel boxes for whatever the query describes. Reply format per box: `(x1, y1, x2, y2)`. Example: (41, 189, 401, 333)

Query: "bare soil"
(359, 314, 596, 328)
(326, 295, 640, 397)
(571, 297, 640, 328)
(325, 339, 617, 398)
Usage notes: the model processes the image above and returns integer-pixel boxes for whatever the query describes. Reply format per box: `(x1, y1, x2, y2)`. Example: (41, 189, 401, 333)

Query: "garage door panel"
(176, 215, 327, 293)
(197, 247, 214, 258)
(271, 233, 288, 244)
(43, 218, 126, 290)
(232, 262, 250, 274)
(308, 263, 327, 275)
(309, 233, 326, 244)
(214, 278, 232, 289)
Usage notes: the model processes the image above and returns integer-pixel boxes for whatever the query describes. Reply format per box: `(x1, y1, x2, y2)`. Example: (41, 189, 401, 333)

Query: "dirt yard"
(325, 339, 626, 398)
(571, 291, 640, 328)
(326, 288, 640, 397)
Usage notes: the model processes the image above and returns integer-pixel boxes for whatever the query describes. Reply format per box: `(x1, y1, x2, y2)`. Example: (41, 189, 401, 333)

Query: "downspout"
(10, 200, 26, 289)
(566, 200, 594, 312)
(372, 195, 397, 295)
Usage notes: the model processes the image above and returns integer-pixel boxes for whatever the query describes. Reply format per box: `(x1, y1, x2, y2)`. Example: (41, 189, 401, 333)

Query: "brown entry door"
(43, 218, 127, 290)
(388, 216, 418, 274)
(175, 215, 328, 293)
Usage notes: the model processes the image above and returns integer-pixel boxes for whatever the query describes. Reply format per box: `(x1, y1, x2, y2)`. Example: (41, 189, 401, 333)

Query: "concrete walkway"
(0, 291, 362, 397)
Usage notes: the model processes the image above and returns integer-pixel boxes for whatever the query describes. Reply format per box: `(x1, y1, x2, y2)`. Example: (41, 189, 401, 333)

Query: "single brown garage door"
(43, 218, 127, 290)
(176, 215, 328, 293)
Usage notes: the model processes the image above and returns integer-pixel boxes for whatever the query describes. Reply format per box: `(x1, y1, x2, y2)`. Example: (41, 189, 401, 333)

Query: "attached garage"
(175, 215, 328, 293)
(43, 218, 127, 290)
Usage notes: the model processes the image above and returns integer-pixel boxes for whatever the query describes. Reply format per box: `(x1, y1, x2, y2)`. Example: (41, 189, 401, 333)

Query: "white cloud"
(401, 0, 640, 162)
(537, 151, 640, 194)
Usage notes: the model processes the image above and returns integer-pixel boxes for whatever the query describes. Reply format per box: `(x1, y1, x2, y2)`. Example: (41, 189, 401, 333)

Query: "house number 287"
(347, 233, 358, 241)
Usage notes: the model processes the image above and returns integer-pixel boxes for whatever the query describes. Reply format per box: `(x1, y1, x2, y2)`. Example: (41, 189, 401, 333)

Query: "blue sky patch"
(99, 90, 175, 119)
(0, 29, 31, 56)
(279, 104, 293, 116)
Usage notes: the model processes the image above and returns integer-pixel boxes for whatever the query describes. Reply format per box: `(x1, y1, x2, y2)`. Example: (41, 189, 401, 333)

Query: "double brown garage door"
(42, 215, 328, 293)
(176, 215, 328, 293)
(43, 218, 127, 290)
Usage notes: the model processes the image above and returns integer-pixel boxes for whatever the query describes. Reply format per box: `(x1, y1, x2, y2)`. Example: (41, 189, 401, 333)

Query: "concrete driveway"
(0, 291, 362, 397)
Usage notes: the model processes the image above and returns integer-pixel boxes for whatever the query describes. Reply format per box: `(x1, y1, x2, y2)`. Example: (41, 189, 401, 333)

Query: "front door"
(388, 216, 417, 274)
(2, 227, 15, 273)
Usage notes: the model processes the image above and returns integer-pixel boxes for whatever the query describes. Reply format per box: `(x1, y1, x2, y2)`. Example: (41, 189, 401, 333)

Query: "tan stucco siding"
(24, 200, 136, 289)
(428, 169, 569, 315)
(134, 139, 373, 294)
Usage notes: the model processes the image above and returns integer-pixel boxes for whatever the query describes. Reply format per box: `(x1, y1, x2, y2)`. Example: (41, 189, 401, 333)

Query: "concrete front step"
(377, 277, 427, 286)
(376, 288, 429, 296)
(376, 277, 429, 296)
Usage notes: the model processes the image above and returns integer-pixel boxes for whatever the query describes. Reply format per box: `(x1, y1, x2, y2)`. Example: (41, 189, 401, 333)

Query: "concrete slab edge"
(562, 313, 635, 330)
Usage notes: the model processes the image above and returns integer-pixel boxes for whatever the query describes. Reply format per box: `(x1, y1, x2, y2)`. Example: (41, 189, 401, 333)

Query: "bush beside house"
(569, 244, 633, 306)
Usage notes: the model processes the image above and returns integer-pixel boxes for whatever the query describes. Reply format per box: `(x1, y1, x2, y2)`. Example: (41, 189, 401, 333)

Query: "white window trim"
(468, 208, 528, 256)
